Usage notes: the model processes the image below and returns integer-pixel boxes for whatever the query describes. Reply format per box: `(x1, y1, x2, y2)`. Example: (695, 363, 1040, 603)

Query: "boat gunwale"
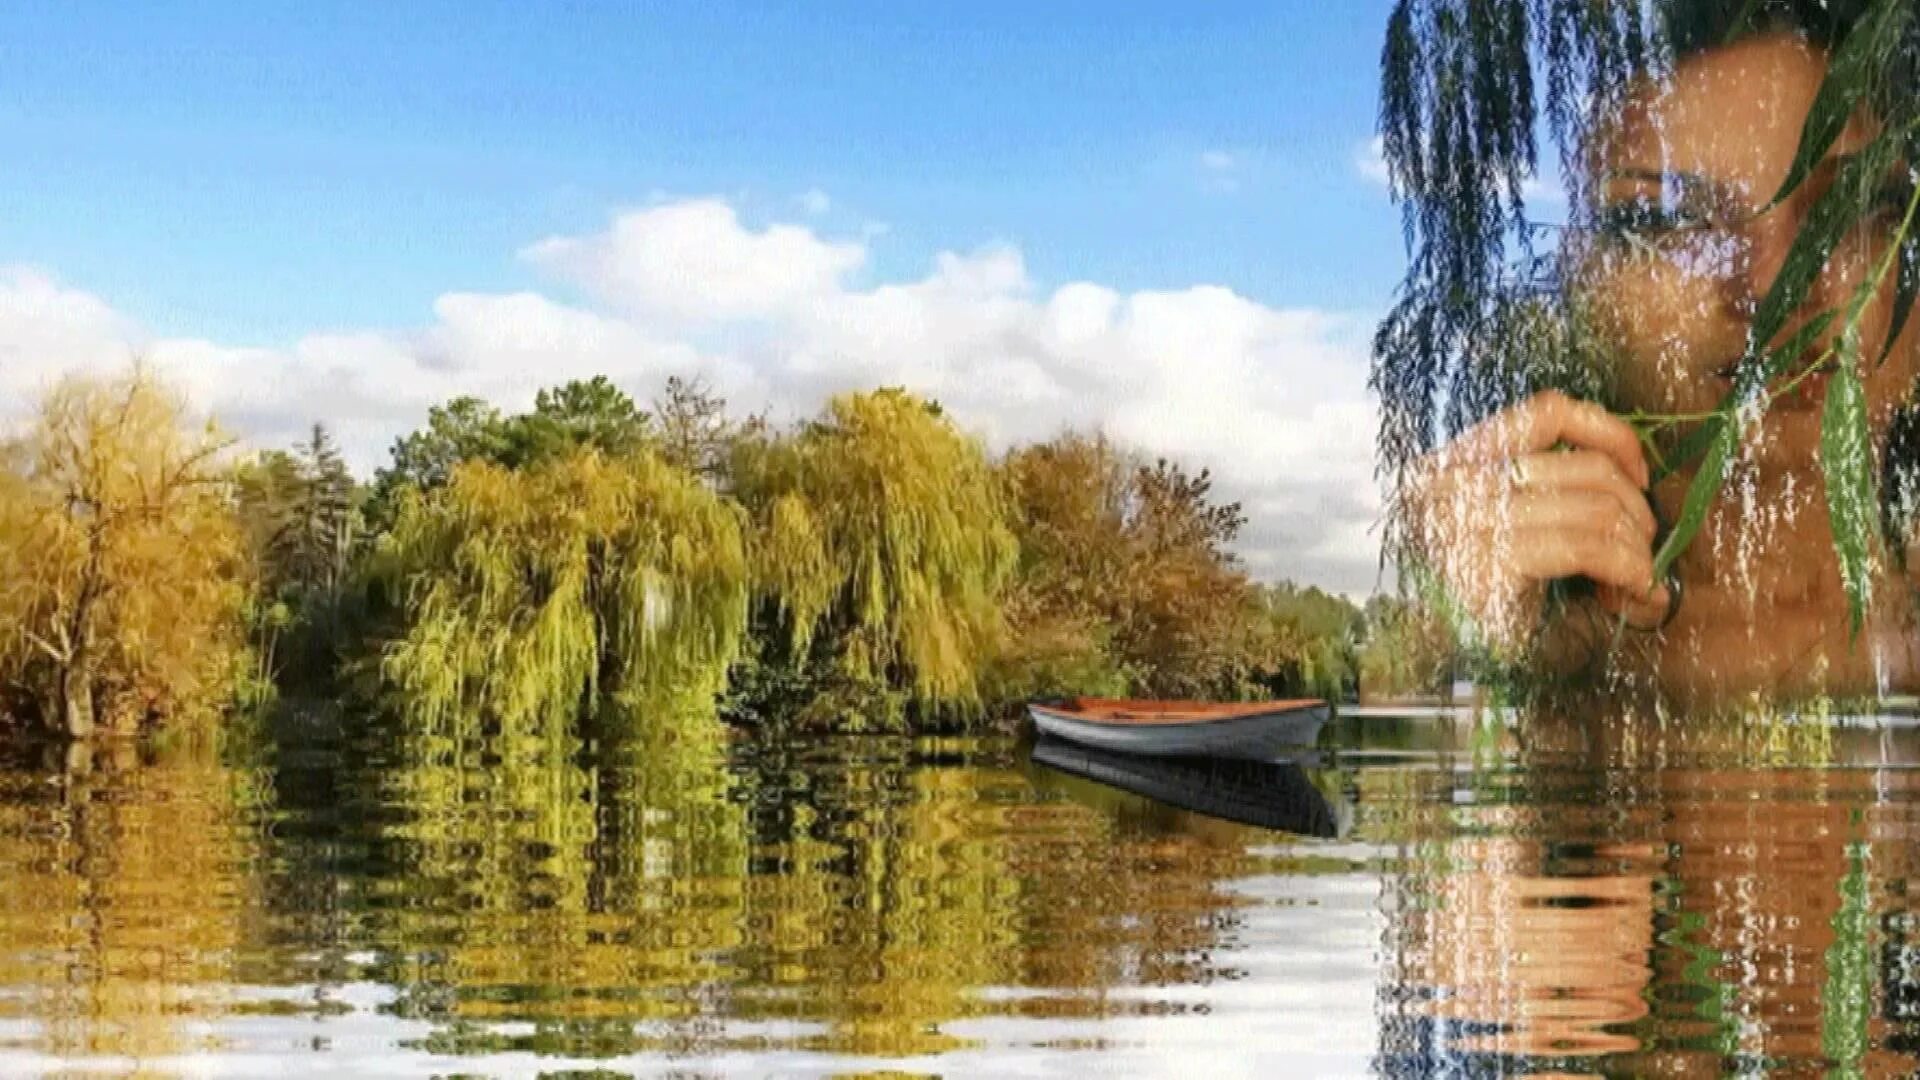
(1028, 697, 1326, 727)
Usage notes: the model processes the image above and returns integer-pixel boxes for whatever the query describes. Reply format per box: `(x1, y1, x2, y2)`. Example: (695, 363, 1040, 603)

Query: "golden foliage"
(995, 432, 1257, 700)
(0, 368, 252, 736)
(359, 730, 1255, 1060)
(730, 389, 1017, 723)
(0, 742, 263, 1061)
(377, 447, 751, 734)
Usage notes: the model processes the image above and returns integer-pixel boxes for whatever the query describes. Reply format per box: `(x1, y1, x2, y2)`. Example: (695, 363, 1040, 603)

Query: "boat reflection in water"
(1028, 736, 1350, 839)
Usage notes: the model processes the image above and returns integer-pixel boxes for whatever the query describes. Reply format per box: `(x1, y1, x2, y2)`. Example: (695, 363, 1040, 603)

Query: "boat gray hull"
(1030, 738, 1343, 837)
(1026, 702, 1329, 761)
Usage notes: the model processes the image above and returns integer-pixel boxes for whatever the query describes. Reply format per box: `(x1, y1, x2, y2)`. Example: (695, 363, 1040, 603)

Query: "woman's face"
(1573, 33, 1919, 469)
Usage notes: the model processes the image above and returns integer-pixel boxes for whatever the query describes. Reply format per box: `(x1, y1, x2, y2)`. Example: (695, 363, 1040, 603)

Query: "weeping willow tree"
(375, 447, 751, 735)
(1375, 0, 1920, 632)
(726, 389, 1016, 729)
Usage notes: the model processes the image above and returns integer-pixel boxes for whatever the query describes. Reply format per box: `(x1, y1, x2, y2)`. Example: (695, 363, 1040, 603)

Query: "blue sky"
(0, 1, 1402, 344)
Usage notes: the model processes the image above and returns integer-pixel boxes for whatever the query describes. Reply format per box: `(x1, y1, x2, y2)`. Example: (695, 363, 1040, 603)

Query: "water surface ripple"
(2, 711, 1917, 1077)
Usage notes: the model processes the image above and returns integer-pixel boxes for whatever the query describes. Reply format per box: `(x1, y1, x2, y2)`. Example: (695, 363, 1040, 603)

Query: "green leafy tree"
(234, 423, 363, 684)
(508, 375, 653, 467)
(1246, 582, 1364, 701)
(239, 423, 358, 599)
(375, 447, 750, 735)
(1357, 594, 1457, 703)
(726, 389, 1016, 729)
(366, 396, 512, 528)
(367, 380, 655, 529)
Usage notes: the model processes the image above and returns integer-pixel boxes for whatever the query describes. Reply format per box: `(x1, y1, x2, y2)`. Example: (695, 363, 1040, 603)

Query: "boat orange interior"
(1044, 697, 1324, 725)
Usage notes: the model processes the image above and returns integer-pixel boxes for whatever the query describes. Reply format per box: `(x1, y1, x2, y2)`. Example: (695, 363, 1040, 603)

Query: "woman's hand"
(1402, 390, 1673, 648)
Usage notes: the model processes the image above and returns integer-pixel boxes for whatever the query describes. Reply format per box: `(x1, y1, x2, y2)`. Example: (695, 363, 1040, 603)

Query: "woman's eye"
(1593, 197, 1712, 243)
(1872, 179, 1914, 224)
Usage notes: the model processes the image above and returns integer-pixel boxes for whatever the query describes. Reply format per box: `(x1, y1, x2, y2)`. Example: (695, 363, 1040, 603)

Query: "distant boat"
(1025, 696, 1329, 760)
(1030, 737, 1344, 838)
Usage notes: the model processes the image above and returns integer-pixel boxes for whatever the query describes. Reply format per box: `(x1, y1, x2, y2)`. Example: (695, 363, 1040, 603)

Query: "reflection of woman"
(1390, 7, 1920, 706)
(1372, 728, 1920, 1076)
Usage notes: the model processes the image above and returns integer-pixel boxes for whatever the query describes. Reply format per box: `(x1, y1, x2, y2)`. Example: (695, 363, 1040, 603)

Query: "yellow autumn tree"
(0, 368, 252, 737)
(727, 389, 1017, 729)
(994, 432, 1256, 701)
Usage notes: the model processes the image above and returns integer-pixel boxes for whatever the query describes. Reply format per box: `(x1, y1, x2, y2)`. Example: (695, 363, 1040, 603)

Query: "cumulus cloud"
(0, 268, 143, 406)
(522, 198, 866, 323)
(0, 199, 1386, 595)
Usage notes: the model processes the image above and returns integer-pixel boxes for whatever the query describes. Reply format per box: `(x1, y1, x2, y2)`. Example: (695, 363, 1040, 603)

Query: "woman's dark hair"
(1373, 0, 1920, 560)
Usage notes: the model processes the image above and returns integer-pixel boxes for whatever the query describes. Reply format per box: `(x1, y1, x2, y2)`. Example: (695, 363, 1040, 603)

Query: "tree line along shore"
(0, 367, 1453, 742)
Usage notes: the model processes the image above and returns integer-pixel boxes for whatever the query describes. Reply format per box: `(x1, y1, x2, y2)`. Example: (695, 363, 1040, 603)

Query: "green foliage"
(1770, 0, 1914, 206)
(367, 379, 654, 528)
(1824, 351, 1880, 635)
(234, 424, 367, 686)
(1245, 583, 1364, 702)
(236, 426, 359, 597)
(1652, 416, 1735, 583)
(367, 396, 513, 528)
(728, 389, 1016, 728)
(1820, 840, 1875, 1071)
(512, 375, 654, 466)
(1357, 594, 1457, 701)
(376, 448, 750, 735)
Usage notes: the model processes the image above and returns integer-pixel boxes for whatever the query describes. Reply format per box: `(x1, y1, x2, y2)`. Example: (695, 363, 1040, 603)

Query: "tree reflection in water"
(0, 711, 1917, 1073)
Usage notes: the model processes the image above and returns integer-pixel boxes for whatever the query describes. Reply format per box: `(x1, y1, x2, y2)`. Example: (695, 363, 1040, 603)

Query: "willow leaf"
(1768, 0, 1914, 208)
(1748, 129, 1905, 373)
(1821, 350, 1877, 637)
(1652, 415, 1734, 581)
(1879, 217, 1920, 366)
(1652, 311, 1837, 483)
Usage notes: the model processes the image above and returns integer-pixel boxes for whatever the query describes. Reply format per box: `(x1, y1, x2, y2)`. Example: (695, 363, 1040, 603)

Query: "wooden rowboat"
(1030, 737, 1344, 838)
(1025, 696, 1329, 760)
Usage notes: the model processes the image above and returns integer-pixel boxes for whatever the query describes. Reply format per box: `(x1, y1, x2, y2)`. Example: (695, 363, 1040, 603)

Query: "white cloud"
(0, 198, 1385, 595)
(1200, 150, 1236, 172)
(521, 198, 866, 323)
(0, 268, 142, 409)
(796, 188, 832, 216)
(1355, 136, 1394, 187)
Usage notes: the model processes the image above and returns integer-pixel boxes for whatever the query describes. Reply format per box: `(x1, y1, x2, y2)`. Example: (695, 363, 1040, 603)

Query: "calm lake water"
(3, 710, 1919, 1077)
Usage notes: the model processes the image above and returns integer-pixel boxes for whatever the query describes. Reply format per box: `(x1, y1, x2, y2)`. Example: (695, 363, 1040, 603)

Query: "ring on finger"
(1506, 456, 1531, 488)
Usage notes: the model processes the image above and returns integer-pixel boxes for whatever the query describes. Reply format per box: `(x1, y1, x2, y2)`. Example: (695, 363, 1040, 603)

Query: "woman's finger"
(1595, 581, 1674, 628)
(1501, 491, 1652, 545)
(1505, 466, 1657, 540)
(1510, 525, 1660, 596)
(1448, 391, 1650, 488)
